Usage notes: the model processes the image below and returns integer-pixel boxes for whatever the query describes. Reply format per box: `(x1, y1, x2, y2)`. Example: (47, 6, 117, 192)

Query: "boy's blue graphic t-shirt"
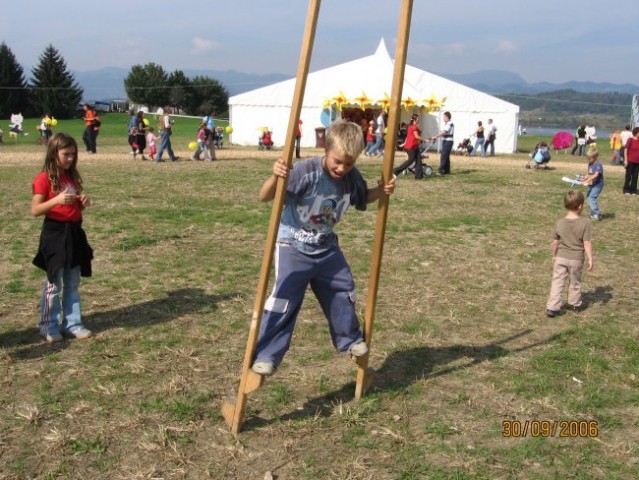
(278, 156, 368, 254)
(588, 160, 604, 187)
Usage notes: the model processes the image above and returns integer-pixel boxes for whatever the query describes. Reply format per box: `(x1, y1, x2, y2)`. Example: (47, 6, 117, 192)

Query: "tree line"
(0, 42, 229, 119)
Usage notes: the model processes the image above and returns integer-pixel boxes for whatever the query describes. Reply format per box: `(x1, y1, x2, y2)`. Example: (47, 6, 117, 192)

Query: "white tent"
(229, 40, 520, 153)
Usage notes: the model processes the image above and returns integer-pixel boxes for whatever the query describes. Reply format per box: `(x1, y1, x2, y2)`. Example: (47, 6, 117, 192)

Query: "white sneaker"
(61, 326, 92, 340)
(349, 341, 368, 357)
(251, 361, 274, 376)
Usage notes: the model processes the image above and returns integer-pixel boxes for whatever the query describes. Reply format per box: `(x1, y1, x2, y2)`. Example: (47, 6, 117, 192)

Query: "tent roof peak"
(375, 38, 391, 61)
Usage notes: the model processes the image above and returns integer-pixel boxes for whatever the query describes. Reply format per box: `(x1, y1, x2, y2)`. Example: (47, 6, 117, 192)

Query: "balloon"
(225, 126, 233, 134)
(320, 108, 331, 128)
(143, 118, 150, 126)
(45, 118, 52, 125)
(188, 141, 198, 151)
(51, 119, 58, 126)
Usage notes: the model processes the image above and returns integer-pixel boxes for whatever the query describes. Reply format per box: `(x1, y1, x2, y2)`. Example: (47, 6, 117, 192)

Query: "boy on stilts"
(251, 120, 396, 376)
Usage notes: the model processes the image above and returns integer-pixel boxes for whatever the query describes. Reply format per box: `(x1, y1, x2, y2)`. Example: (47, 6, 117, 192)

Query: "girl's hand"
(56, 188, 77, 205)
(78, 194, 91, 208)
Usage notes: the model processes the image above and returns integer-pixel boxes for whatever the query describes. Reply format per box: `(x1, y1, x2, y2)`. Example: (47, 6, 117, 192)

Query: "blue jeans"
(587, 183, 603, 217)
(39, 266, 84, 336)
(472, 138, 485, 156)
(371, 132, 384, 155)
(485, 137, 495, 156)
(192, 140, 209, 160)
(365, 140, 375, 155)
(439, 140, 453, 174)
(156, 131, 176, 161)
(254, 244, 363, 367)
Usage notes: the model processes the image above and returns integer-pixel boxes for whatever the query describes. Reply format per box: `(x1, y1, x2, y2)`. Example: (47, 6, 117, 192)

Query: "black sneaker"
(545, 309, 559, 318)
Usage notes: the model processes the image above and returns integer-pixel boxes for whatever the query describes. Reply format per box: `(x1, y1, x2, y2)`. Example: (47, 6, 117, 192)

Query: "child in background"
(191, 122, 210, 161)
(129, 125, 139, 158)
(364, 120, 375, 156)
(146, 127, 160, 160)
(251, 120, 395, 376)
(31, 133, 94, 342)
(545, 190, 593, 318)
(39, 113, 52, 144)
(581, 148, 604, 221)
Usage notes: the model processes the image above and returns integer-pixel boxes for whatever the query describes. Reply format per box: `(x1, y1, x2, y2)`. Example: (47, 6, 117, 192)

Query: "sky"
(1, 0, 638, 86)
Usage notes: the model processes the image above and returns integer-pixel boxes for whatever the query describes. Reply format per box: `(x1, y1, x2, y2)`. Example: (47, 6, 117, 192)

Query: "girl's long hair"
(42, 132, 83, 194)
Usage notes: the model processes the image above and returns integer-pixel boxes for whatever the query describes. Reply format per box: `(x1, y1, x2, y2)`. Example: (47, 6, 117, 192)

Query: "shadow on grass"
(243, 328, 567, 431)
(4, 288, 239, 360)
(583, 285, 613, 306)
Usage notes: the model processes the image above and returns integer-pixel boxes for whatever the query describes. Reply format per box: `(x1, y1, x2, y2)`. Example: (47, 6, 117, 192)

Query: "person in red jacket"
(393, 114, 429, 179)
(623, 127, 639, 195)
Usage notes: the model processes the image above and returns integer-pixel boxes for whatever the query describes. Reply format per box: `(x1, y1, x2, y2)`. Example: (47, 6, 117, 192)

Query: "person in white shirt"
(430, 111, 454, 175)
(484, 118, 497, 157)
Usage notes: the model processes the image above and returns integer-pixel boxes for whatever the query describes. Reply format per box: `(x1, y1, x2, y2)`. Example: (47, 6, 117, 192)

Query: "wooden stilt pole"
(221, 0, 321, 435)
(354, 0, 414, 400)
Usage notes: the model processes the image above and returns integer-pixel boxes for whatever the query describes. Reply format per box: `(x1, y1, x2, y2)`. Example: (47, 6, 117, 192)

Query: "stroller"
(526, 141, 551, 169)
(398, 141, 434, 177)
(211, 127, 224, 149)
(455, 138, 473, 156)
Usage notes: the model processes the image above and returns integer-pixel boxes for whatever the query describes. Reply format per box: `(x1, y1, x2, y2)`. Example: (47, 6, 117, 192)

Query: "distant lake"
(520, 127, 612, 138)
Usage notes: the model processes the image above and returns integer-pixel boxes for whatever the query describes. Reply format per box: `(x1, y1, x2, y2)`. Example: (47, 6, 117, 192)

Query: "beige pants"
(546, 257, 584, 311)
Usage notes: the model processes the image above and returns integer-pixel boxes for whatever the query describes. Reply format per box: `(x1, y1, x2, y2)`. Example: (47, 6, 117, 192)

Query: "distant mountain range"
(73, 67, 639, 103)
(73, 67, 291, 102)
(440, 69, 639, 96)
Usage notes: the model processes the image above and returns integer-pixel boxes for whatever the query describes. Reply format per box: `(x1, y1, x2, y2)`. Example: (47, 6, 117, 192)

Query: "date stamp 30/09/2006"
(502, 420, 599, 438)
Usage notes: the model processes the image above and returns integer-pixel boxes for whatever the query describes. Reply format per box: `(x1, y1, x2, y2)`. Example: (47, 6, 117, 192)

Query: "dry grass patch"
(1, 143, 637, 479)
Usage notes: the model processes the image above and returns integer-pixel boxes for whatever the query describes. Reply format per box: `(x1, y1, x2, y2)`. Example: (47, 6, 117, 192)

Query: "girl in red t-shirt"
(32, 133, 93, 343)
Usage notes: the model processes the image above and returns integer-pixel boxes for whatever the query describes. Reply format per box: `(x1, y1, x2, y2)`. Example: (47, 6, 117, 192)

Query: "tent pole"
(221, 0, 321, 435)
(354, 0, 414, 400)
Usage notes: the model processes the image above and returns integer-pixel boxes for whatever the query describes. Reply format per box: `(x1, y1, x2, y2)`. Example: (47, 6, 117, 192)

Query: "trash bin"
(315, 127, 326, 148)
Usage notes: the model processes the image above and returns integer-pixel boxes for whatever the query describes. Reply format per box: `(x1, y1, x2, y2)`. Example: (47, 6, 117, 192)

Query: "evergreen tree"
(29, 44, 83, 119)
(124, 63, 170, 110)
(0, 42, 28, 117)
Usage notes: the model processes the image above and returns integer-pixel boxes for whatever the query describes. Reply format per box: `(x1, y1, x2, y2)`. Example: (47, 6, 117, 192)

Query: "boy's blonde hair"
(586, 148, 599, 160)
(325, 120, 364, 159)
(564, 190, 584, 210)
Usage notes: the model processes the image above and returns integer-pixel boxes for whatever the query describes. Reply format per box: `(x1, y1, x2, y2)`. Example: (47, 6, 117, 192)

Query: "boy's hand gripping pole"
(354, 0, 414, 400)
(221, 0, 321, 435)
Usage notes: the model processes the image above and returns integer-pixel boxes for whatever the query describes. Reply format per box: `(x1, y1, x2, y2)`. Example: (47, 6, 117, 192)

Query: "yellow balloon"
(225, 125, 233, 134)
(143, 118, 150, 126)
(45, 118, 52, 125)
(188, 141, 198, 151)
(51, 119, 58, 126)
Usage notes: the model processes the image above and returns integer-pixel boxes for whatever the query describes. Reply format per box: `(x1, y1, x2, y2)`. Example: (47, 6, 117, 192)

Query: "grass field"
(0, 115, 637, 479)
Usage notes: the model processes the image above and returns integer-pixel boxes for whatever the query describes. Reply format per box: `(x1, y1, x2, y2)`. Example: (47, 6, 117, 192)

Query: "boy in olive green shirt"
(545, 190, 594, 317)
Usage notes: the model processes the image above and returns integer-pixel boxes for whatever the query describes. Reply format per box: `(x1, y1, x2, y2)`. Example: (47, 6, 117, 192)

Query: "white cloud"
(190, 37, 221, 55)
(495, 40, 518, 55)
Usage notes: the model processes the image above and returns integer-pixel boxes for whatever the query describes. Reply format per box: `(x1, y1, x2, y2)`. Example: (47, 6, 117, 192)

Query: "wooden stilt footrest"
(245, 370, 265, 393)
(353, 353, 375, 400)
